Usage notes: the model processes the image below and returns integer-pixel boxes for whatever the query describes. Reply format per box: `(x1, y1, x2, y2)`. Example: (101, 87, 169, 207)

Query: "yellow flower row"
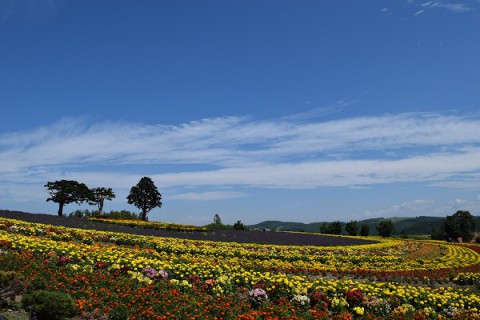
(2, 217, 480, 274)
(5, 230, 479, 310)
(89, 217, 207, 232)
(2, 217, 480, 311)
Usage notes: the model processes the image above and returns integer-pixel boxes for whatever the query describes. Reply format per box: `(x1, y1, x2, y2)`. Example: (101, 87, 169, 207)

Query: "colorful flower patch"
(1, 217, 480, 319)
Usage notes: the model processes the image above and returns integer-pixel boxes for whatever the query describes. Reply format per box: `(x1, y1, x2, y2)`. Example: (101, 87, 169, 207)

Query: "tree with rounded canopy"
(359, 224, 369, 236)
(377, 220, 394, 237)
(345, 220, 359, 236)
(320, 221, 342, 235)
(45, 180, 93, 217)
(89, 187, 116, 215)
(213, 214, 222, 225)
(444, 210, 476, 242)
(127, 177, 162, 221)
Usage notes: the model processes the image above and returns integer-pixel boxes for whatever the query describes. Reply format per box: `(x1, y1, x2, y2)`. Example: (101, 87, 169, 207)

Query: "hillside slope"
(249, 216, 480, 235)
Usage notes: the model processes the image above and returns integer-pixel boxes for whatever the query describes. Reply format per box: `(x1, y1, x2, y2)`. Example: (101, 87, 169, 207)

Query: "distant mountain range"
(249, 216, 480, 235)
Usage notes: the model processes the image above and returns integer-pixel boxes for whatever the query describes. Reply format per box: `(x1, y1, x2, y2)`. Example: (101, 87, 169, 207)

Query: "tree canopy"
(213, 214, 222, 225)
(345, 220, 359, 236)
(89, 187, 116, 215)
(377, 220, 394, 237)
(444, 210, 476, 242)
(359, 224, 369, 236)
(45, 180, 93, 216)
(320, 221, 342, 235)
(127, 177, 162, 221)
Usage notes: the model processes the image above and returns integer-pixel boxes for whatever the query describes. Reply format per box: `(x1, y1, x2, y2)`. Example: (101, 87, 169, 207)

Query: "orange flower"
(205, 279, 215, 286)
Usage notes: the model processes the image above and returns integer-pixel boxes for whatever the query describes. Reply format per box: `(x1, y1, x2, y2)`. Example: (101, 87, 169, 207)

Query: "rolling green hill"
(249, 216, 480, 236)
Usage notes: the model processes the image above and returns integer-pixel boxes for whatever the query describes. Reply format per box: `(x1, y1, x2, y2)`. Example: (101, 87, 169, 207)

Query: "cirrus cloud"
(1, 111, 480, 208)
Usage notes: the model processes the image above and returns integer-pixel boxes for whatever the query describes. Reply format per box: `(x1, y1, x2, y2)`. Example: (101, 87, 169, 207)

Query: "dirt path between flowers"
(0, 210, 377, 247)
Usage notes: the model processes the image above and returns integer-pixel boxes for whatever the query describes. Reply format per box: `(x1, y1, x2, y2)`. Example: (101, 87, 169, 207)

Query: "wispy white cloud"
(349, 186, 370, 190)
(148, 149, 480, 189)
(168, 191, 247, 201)
(435, 3, 472, 13)
(409, 1, 475, 15)
(363, 199, 435, 218)
(362, 197, 480, 218)
(1, 111, 480, 204)
(279, 99, 353, 122)
(6, 112, 479, 174)
(428, 173, 480, 189)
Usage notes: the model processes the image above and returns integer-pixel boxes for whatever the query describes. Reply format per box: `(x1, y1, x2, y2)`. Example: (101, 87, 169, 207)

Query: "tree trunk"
(58, 203, 64, 217)
(141, 208, 147, 221)
(98, 200, 104, 215)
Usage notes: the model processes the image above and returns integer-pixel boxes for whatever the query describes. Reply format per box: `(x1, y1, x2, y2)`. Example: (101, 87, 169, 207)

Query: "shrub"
(0, 271, 27, 297)
(0, 271, 27, 309)
(233, 220, 247, 230)
(0, 271, 17, 287)
(68, 209, 100, 218)
(204, 223, 233, 231)
(106, 210, 140, 220)
(204, 214, 244, 231)
(22, 290, 76, 320)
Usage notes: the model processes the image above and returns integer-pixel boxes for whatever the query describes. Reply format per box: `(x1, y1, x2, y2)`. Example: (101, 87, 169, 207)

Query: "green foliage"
(0, 271, 18, 287)
(108, 304, 129, 320)
(249, 221, 318, 232)
(359, 224, 369, 236)
(444, 210, 476, 242)
(204, 222, 232, 231)
(399, 229, 409, 239)
(320, 221, 342, 235)
(345, 220, 359, 236)
(430, 225, 446, 240)
(377, 220, 394, 237)
(319, 223, 327, 233)
(127, 177, 162, 221)
(0, 271, 27, 309)
(106, 210, 140, 220)
(72, 209, 140, 220)
(392, 216, 444, 235)
(22, 290, 76, 320)
(233, 220, 247, 230)
(68, 209, 100, 218)
(204, 215, 249, 231)
(331, 221, 343, 234)
(249, 216, 480, 236)
(45, 180, 93, 216)
(89, 187, 116, 214)
(213, 214, 222, 225)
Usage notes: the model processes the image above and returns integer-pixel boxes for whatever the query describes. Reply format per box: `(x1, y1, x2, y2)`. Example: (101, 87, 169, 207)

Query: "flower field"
(1, 217, 480, 319)
(89, 217, 208, 232)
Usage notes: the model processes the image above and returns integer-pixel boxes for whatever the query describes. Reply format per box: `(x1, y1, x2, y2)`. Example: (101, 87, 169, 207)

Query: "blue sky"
(1, 0, 480, 225)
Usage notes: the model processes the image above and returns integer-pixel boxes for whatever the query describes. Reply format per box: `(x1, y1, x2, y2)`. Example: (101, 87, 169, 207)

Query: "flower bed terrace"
(1, 212, 480, 319)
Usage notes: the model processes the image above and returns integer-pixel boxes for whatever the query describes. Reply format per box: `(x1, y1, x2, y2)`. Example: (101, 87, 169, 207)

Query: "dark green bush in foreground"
(22, 290, 76, 320)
